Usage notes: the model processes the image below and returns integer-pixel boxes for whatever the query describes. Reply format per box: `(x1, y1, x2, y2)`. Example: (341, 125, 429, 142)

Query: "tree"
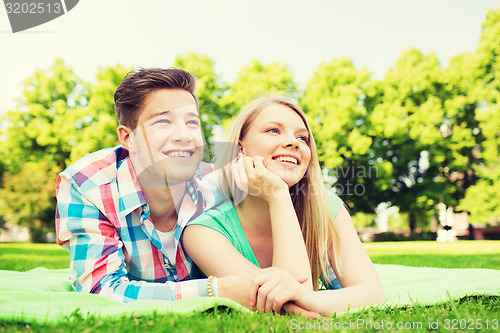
(174, 53, 228, 144)
(1, 59, 89, 174)
(301, 58, 383, 213)
(222, 59, 298, 119)
(0, 161, 61, 242)
(368, 49, 479, 231)
(302, 50, 482, 231)
(459, 8, 500, 224)
(0, 60, 129, 240)
(68, 65, 131, 163)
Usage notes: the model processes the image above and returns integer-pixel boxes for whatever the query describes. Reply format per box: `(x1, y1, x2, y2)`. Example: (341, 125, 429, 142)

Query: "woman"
(183, 96, 385, 316)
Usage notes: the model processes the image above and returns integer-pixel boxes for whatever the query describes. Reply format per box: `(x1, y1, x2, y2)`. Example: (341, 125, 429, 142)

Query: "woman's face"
(239, 103, 312, 187)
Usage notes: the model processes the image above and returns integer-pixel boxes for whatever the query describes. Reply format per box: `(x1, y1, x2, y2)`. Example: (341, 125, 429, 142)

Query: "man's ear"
(117, 125, 133, 150)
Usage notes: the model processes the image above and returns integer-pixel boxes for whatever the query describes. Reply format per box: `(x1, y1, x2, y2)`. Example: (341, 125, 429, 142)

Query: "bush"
(372, 231, 437, 242)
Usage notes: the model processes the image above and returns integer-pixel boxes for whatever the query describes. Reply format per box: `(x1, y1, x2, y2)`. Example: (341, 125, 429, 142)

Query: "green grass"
(0, 243, 69, 271)
(365, 240, 500, 269)
(1, 241, 499, 332)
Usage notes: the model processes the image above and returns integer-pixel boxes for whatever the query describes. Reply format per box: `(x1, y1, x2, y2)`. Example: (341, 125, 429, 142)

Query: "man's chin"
(139, 175, 194, 189)
(163, 173, 196, 186)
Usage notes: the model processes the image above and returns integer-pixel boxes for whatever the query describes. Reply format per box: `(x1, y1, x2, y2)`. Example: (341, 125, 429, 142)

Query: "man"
(56, 68, 246, 302)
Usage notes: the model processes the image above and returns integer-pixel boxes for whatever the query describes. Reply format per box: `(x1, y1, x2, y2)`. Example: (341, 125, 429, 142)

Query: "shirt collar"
(116, 158, 206, 222)
(117, 157, 148, 220)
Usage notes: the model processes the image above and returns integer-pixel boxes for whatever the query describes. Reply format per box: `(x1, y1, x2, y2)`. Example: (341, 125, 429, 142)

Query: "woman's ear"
(238, 140, 245, 156)
(117, 125, 133, 150)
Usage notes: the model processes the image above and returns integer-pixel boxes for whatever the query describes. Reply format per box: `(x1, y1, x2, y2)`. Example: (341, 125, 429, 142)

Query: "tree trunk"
(30, 228, 47, 243)
(409, 213, 416, 233)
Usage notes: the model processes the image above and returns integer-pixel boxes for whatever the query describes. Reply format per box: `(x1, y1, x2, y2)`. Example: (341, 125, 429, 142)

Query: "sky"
(1, 0, 499, 114)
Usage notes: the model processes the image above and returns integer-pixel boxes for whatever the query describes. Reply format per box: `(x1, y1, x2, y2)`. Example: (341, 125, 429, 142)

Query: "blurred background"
(0, 0, 498, 242)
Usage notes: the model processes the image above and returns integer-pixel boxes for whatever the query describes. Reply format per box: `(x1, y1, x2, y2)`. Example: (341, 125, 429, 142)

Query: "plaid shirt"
(56, 146, 221, 302)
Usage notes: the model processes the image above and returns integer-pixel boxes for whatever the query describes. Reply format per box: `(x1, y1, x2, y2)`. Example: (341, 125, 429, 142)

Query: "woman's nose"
(282, 135, 300, 149)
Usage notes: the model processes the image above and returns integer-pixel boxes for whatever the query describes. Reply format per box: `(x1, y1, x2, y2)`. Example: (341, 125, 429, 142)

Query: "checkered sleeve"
(56, 173, 210, 302)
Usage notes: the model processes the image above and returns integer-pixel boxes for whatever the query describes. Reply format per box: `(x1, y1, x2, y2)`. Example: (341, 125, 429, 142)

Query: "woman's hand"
(252, 267, 320, 316)
(217, 268, 320, 318)
(231, 155, 288, 202)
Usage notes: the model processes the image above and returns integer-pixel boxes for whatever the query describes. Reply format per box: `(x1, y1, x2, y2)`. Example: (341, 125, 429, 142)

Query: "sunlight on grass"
(0, 243, 69, 271)
(363, 240, 500, 255)
(364, 240, 500, 269)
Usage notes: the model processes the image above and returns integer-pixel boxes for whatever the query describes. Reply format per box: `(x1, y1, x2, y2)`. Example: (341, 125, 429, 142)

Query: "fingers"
(242, 156, 256, 179)
(253, 156, 266, 171)
(256, 276, 280, 313)
(283, 303, 321, 319)
(251, 267, 302, 314)
(264, 277, 298, 313)
(267, 281, 295, 313)
(231, 161, 247, 193)
(247, 276, 259, 308)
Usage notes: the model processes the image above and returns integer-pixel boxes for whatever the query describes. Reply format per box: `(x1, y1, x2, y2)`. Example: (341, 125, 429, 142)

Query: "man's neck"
(141, 180, 187, 232)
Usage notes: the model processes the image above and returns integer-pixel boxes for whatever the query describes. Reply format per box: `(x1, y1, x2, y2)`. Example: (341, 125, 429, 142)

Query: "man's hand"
(217, 274, 259, 309)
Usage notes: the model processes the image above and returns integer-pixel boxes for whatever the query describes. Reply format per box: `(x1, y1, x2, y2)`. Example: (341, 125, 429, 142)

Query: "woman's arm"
(183, 226, 317, 316)
(236, 156, 313, 288)
(258, 206, 386, 315)
(183, 225, 259, 277)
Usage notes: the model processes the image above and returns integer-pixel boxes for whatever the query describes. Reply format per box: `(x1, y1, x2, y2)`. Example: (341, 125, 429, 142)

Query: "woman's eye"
(266, 128, 279, 134)
(187, 120, 200, 127)
(298, 136, 309, 142)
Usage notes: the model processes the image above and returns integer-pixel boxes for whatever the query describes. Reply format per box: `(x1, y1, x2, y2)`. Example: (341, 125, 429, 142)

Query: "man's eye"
(153, 119, 171, 125)
(187, 120, 200, 127)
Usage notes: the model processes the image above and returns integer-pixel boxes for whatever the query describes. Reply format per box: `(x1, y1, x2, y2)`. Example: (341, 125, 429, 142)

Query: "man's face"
(127, 88, 204, 187)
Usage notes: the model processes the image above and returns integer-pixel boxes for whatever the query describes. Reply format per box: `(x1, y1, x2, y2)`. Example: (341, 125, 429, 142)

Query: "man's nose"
(171, 122, 193, 143)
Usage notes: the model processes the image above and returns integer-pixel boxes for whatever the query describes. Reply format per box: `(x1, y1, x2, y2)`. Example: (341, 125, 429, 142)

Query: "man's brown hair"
(114, 68, 197, 129)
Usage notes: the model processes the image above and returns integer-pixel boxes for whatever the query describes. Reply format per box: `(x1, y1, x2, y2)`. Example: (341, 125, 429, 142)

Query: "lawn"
(0, 241, 498, 332)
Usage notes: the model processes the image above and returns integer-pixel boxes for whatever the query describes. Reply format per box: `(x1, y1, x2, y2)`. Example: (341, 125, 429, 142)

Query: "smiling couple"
(55, 68, 384, 317)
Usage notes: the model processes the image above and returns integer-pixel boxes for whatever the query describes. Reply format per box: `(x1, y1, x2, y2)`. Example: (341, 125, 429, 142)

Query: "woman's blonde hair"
(216, 96, 342, 290)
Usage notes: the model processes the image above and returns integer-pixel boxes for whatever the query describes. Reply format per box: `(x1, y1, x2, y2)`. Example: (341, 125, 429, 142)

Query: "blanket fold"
(0, 264, 498, 323)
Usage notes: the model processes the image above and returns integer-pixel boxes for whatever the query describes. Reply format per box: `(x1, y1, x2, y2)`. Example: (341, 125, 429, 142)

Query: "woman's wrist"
(264, 184, 290, 204)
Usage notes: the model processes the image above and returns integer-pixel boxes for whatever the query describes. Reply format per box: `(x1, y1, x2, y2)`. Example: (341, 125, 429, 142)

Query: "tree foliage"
(174, 53, 228, 143)
(1, 8, 499, 238)
(301, 58, 381, 213)
(458, 8, 500, 225)
(222, 59, 297, 119)
(370, 48, 480, 230)
(0, 161, 60, 242)
(0, 60, 129, 240)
